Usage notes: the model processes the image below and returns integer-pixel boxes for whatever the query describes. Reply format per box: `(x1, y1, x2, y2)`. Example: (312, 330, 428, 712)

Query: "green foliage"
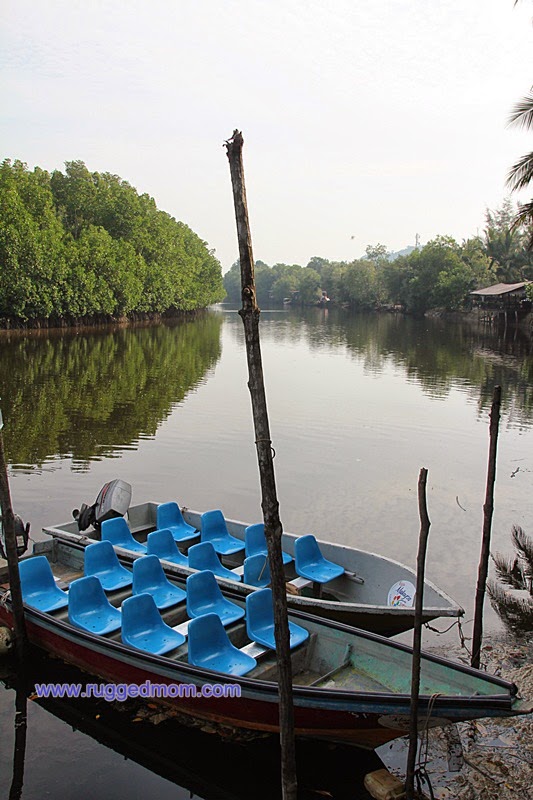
(0, 158, 225, 321)
(482, 199, 533, 281)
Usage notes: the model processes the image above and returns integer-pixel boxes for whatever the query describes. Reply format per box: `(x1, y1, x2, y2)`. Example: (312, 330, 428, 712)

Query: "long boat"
(43, 499, 463, 636)
(0, 538, 528, 750)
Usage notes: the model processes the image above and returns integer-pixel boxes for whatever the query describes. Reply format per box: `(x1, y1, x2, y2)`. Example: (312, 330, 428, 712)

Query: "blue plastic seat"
(243, 554, 271, 587)
(19, 555, 69, 613)
(84, 540, 133, 591)
(156, 502, 198, 543)
(147, 529, 189, 567)
(121, 593, 186, 655)
(246, 588, 309, 650)
(68, 576, 122, 635)
(186, 570, 244, 626)
(132, 555, 186, 609)
(188, 613, 256, 676)
(245, 523, 293, 565)
(294, 535, 345, 584)
(101, 517, 147, 555)
(188, 541, 241, 582)
(200, 510, 245, 556)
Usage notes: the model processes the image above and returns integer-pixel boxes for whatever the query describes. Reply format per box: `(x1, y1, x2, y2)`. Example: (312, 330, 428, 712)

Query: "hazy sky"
(2, 1, 531, 272)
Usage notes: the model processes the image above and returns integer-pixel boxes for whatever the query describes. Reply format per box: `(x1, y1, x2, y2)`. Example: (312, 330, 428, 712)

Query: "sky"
(1, 0, 532, 272)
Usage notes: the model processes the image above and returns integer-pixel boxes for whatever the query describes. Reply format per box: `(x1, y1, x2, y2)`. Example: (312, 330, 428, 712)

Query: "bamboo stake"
(0, 409, 27, 663)
(224, 130, 297, 800)
(471, 385, 502, 670)
(405, 467, 431, 800)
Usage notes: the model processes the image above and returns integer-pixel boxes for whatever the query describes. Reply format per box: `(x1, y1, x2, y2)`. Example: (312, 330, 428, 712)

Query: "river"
(1, 306, 532, 797)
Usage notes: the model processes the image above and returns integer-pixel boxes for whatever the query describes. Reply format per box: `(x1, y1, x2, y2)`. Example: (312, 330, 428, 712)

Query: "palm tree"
(487, 524, 533, 633)
(507, 91, 533, 248)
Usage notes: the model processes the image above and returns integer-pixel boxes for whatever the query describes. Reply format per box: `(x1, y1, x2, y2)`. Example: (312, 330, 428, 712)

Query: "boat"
(43, 490, 463, 637)
(0, 538, 528, 749)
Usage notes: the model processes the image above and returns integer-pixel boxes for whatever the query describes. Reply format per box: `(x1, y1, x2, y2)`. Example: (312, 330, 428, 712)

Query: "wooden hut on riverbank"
(470, 282, 532, 328)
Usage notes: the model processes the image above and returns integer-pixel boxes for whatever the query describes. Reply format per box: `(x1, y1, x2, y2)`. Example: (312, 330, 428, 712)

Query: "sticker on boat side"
(387, 580, 416, 607)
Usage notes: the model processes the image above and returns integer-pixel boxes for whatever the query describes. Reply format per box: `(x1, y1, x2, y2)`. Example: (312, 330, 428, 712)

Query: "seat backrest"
(132, 554, 167, 594)
(19, 555, 57, 597)
(186, 570, 224, 615)
(68, 575, 108, 616)
(246, 587, 274, 638)
(101, 517, 134, 546)
(245, 523, 266, 557)
(243, 554, 271, 587)
(122, 592, 163, 638)
(147, 529, 186, 562)
(84, 540, 120, 576)
(157, 501, 183, 529)
(295, 534, 321, 566)
(200, 510, 227, 541)
(188, 541, 221, 572)
(188, 612, 230, 663)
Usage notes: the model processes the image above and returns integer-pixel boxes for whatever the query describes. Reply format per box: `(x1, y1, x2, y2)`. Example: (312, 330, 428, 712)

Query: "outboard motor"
(0, 514, 30, 558)
(73, 479, 132, 532)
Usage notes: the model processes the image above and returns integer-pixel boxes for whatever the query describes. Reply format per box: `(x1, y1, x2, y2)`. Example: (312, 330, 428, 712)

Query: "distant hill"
(387, 245, 416, 261)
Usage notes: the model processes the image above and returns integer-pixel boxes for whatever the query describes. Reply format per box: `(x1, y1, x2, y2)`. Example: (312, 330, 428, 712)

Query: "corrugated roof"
(470, 282, 531, 297)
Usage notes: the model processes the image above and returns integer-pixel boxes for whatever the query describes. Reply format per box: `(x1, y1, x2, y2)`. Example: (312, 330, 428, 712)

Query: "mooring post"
(0, 407, 27, 664)
(471, 385, 502, 670)
(9, 682, 28, 800)
(224, 130, 298, 800)
(405, 467, 431, 800)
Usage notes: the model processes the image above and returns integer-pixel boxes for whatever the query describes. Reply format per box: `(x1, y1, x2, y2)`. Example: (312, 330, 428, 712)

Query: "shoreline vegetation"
(1, 159, 532, 332)
(223, 201, 533, 318)
(0, 159, 225, 326)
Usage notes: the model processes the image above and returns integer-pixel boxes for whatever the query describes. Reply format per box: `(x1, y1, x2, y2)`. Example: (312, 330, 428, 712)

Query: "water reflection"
(226, 309, 533, 427)
(0, 316, 222, 470)
(0, 651, 383, 799)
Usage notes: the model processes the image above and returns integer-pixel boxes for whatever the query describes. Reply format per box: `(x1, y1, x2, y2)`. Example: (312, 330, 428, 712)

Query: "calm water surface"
(1, 307, 532, 797)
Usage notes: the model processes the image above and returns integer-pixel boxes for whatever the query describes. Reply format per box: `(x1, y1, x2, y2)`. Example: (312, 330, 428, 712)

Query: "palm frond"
(511, 524, 533, 578)
(510, 202, 533, 248)
(487, 579, 533, 634)
(491, 551, 525, 588)
(508, 92, 533, 130)
(506, 152, 533, 191)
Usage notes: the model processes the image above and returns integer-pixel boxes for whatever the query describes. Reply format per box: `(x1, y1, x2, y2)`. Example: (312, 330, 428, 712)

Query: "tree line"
(0, 159, 225, 321)
(223, 200, 533, 314)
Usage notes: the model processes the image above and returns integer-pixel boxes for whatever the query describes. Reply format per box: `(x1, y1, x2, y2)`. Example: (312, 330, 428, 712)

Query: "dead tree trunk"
(471, 385, 502, 670)
(225, 130, 297, 800)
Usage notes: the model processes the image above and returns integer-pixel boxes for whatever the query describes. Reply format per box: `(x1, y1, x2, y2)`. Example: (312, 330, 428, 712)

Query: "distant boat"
(0, 538, 528, 749)
(43, 498, 464, 636)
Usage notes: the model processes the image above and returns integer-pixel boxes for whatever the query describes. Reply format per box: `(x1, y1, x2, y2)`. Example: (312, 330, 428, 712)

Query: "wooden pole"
(9, 683, 28, 800)
(471, 385, 502, 670)
(405, 467, 431, 800)
(0, 410, 27, 663)
(225, 130, 297, 800)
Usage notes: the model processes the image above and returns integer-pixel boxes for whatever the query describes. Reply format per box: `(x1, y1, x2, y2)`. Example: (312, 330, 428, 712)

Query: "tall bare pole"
(471, 385, 502, 670)
(405, 467, 431, 800)
(225, 130, 297, 800)
(0, 409, 27, 663)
